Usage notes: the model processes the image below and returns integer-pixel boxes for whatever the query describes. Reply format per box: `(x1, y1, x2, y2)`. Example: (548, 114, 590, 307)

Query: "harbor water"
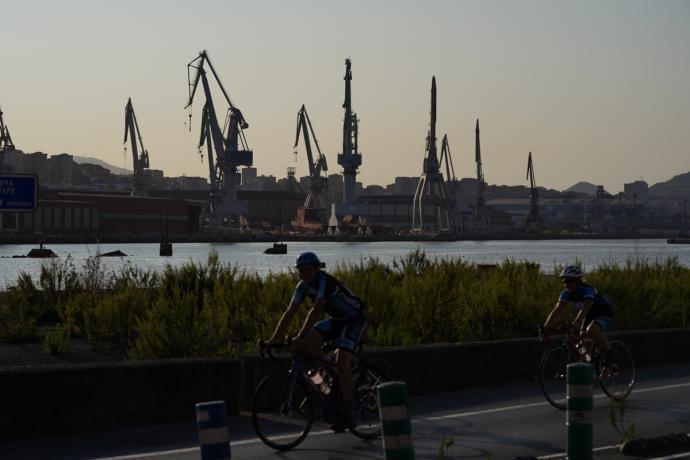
(0, 239, 688, 289)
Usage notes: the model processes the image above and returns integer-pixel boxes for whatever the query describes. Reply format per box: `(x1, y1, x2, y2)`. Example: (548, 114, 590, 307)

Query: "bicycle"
(538, 321, 635, 410)
(251, 338, 391, 450)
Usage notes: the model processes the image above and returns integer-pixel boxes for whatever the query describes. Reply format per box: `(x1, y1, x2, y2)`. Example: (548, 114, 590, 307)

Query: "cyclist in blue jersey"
(544, 265, 614, 364)
(268, 252, 367, 431)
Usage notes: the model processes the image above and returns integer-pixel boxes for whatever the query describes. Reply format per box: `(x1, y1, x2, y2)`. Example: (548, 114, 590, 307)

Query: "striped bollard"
(195, 400, 231, 460)
(378, 381, 415, 460)
(567, 363, 593, 460)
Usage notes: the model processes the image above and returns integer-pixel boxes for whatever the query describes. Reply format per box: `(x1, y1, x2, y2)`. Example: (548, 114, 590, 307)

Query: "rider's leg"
(335, 349, 355, 402)
(586, 321, 610, 362)
(299, 328, 328, 362)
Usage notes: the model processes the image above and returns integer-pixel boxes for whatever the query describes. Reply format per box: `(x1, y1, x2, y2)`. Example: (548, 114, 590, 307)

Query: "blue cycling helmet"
(560, 265, 583, 279)
(295, 252, 325, 269)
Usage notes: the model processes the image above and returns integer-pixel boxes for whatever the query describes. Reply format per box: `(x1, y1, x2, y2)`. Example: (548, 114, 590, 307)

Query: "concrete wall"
(0, 358, 241, 439)
(1, 328, 688, 437)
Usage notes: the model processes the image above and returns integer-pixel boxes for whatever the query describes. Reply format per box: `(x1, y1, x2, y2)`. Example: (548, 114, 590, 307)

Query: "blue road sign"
(0, 175, 38, 211)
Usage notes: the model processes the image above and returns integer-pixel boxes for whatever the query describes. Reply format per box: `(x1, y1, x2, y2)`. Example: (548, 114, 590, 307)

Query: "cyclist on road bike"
(544, 265, 614, 366)
(268, 251, 367, 432)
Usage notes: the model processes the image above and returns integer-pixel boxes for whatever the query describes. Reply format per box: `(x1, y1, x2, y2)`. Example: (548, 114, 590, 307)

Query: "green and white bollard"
(378, 381, 415, 460)
(567, 362, 593, 460)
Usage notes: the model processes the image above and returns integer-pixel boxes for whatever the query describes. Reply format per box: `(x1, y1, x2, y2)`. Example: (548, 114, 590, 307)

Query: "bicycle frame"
(543, 323, 595, 363)
(286, 353, 344, 421)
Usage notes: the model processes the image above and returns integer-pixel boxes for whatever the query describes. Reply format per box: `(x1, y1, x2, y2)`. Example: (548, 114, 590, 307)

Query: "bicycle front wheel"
(349, 362, 390, 439)
(539, 345, 575, 410)
(599, 340, 635, 400)
(251, 371, 314, 450)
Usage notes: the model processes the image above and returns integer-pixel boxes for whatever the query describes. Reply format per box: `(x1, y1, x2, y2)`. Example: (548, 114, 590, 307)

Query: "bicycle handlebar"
(539, 321, 579, 343)
(259, 337, 293, 361)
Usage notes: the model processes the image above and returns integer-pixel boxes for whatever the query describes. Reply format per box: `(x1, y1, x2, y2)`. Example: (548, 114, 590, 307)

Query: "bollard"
(195, 400, 231, 460)
(566, 363, 593, 460)
(378, 381, 415, 460)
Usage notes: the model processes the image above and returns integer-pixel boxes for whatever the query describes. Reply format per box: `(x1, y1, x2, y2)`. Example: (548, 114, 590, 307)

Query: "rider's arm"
(297, 298, 326, 338)
(269, 298, 301, 343)
(544, 301, 568, 329)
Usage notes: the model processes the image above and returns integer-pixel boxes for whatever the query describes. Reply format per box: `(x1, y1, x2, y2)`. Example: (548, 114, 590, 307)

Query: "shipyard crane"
(413, 76, 449, 232)
(185, 50, 253, 228)
(198, 101, 217, 201)
(440, 134, 457, 186)
(525, 152, 543, 232)
(474, 119, 490, 234)
(294, 104, 329, 221)
(123, 98, 151, 195)
(0, 105, 15, 152)
(337, 58, 363, 216)
(439, 134, 461, 233)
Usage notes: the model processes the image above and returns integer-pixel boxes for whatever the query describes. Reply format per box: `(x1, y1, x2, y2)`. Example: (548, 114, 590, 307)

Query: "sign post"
(0, 175, 38, 212)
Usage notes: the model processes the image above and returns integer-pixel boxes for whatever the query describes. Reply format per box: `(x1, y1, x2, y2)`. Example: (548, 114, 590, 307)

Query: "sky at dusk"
(1, 0, 689, 193)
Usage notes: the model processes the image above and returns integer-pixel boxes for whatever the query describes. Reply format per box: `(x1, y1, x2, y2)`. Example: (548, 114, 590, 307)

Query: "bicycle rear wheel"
(539, 345, 575, 410)
(349, 362, 390, 439)
(599, 340, 635, 400)
(251, 371, 314, 450)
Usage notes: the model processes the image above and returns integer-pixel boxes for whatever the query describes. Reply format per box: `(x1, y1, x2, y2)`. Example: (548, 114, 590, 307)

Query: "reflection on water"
(0, 239, 687, 289)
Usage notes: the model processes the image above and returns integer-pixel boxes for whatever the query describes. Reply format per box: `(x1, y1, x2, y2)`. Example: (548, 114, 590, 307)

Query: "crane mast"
(525, 151, 542, 232)
(439, 134, 461, 233)
(473, 119, 489, 234)
(337, 58, 362, 215)
(412, 76, 449, 232)
(0, 105, 16, 152)
(294, 104, 329, 220)
(186, 50, 253, 228)
(123, 98, 150, 195)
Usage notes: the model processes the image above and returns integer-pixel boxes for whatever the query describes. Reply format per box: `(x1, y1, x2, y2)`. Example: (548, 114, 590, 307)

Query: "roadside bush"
(0, 273, 44, 341)
(43, 323, 71, 354)
(130, 283, 230, 359)
(84, 286, 150, 355)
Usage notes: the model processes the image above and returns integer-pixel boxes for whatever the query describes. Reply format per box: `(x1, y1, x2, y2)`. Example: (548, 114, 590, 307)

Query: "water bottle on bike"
(308, 367, 332, 395)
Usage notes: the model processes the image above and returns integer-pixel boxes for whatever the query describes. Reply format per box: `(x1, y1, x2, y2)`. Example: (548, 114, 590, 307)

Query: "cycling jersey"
(292, 271, 366, 319)
(559, 283, 614, 322)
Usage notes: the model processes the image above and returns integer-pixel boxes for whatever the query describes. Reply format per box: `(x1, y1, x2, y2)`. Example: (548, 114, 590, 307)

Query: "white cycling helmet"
(559, 265, 583, 279)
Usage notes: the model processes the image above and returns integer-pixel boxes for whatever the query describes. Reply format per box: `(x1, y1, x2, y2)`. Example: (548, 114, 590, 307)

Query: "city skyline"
(1, 0, 688, 194)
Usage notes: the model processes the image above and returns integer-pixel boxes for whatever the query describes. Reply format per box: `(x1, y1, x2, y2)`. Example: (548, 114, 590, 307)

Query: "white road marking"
(424, 381, 690, 421)
(649, 453, 690, 460)
(538, 444, 618, 459)
(97, 381, 690, 459)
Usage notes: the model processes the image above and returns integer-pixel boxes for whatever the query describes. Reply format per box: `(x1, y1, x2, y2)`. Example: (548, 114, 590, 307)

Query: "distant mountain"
(649, 171, 690, 198)
(564, 181, 601, 195)
(73, 156, 130, 176)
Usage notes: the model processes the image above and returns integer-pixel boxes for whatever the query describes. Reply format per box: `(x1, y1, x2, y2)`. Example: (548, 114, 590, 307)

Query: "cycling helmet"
(559, 265, 583, 279)
(295, 252, 324, 269)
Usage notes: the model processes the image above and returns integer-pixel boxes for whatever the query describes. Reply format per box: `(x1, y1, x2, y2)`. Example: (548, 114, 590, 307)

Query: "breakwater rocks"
(1, 328, 688, 437)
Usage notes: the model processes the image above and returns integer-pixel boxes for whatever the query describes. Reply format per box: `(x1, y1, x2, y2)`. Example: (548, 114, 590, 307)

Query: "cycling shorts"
(314, 316, 367, 353)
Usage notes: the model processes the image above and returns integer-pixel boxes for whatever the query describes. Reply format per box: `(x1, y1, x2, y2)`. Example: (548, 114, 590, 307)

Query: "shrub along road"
(1, 363, 688, 460)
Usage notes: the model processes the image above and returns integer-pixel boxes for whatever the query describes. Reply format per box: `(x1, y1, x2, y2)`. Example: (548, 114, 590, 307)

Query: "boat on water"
(264, 242, 287, 254)
(667, 237, 690, 244)
(11, 243, 58, 258)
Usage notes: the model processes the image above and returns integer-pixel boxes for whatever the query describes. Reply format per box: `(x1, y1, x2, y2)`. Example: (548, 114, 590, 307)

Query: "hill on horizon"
(564, 181, 603, 195)
(649, 171, 690, 199)
(73, 156, 130, 176)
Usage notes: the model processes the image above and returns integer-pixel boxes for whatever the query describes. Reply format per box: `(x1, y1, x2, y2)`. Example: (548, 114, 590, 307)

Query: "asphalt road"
(2, 363, 689, 460)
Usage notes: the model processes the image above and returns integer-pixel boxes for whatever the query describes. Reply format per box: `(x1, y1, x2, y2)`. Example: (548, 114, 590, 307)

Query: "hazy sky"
(1, 0, 689, 192)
